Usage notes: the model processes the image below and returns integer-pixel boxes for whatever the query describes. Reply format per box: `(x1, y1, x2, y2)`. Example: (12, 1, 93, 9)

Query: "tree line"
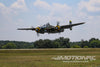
(0, 37, 100, 49)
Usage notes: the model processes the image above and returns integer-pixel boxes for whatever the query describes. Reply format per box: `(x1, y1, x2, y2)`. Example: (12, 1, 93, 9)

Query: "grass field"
(0, 48, 100, 67)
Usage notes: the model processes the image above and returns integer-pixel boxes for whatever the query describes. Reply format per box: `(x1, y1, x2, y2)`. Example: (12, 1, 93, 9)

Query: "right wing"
(60, 22, 85, 29)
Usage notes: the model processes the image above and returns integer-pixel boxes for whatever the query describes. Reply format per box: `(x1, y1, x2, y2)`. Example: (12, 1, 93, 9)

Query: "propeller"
(69, 20, 72, 30)
(55, 21, 60, 30)
(37, 33, 39, 36)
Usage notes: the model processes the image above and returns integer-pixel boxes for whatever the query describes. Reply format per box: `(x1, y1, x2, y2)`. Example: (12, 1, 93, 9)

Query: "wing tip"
(17, 28, 20, 30)
(80, 22, 85, 24)
(83, 22, 85, 23)
(17, 28, 25, 30)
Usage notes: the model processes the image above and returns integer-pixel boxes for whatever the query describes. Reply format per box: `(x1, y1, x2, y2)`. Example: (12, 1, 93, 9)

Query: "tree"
(34, 39, 53, 48)
(80, 40, 89, 48)
(54, 37, 70, 48)
(63, 38, 70, 48)
(52, 41, 60, 48)
(84, 46, 88, 48)
(89, 38, 99, 42)
(34, 39, 44, 48)
(71, 45, 81, 48)
(2, 43, 17, 49)
(89, 40, 100, 48)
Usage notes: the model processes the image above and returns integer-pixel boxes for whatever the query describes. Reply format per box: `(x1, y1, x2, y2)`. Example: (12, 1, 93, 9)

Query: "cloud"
(33, 0, 72, 24)
(0, 3, 8, 14)
(50, 3, 71, 16)
(78, 0, 100, 12)
(37, 15, 65, 24)
(33, 0, 71, 16)
(77, 0, 100, 41)
(34, 0, 100, 41)
(0, 3, 5, 10)
(34, 0, 50, 10)
(1, 0, 100, 42)
(0, 0, 27, 16)
(11, 0, 27, 11)
(0, 0, 27, 24)
(76, 0, 100, 21)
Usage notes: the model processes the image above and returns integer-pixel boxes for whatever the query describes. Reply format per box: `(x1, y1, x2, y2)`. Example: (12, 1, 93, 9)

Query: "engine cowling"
(55, 21, 60, 30)
(35, 27, 40, 32)
(55, 25, 60, 30)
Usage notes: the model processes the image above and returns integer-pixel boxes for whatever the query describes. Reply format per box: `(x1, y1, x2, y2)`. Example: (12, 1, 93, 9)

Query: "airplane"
(17, 20, 85, 36)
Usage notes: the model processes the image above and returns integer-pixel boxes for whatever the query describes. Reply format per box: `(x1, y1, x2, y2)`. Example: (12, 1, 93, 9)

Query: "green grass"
(0, 48, 100, 67)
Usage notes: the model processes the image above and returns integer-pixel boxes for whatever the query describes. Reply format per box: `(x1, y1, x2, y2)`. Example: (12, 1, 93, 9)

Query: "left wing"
(17, 27, 35, 30)
(60, 22, 85, 29)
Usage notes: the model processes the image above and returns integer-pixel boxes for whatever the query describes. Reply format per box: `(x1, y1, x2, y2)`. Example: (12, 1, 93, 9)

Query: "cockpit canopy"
(40, 23, 51, 28)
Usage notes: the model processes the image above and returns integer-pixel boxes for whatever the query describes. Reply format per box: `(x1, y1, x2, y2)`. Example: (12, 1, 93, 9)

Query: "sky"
(0, 0, 100, 42)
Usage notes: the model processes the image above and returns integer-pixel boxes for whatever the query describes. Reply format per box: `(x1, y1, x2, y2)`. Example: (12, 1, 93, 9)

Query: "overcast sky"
(0, 0, 100, 42)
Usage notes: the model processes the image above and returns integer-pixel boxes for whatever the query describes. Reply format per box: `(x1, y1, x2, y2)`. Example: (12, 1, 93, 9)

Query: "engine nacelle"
(55, 25, 60, 30)
(35, 27, 40, 32)
(55, 21, 60, 30)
